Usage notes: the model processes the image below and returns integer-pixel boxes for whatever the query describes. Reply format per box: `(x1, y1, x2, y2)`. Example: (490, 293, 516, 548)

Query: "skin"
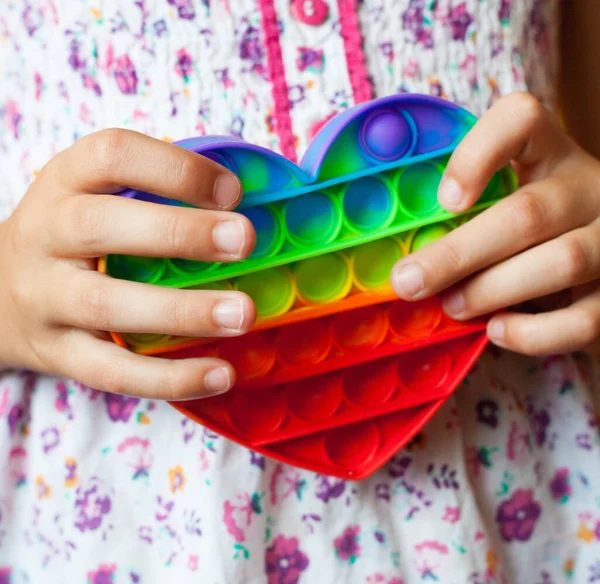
(391, 0, 600, 356)
(0, 3, 598, 397)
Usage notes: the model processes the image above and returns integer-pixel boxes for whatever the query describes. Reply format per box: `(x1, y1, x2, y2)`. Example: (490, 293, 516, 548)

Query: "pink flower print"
(3, 100, 23, 139)
(265, 535, 309, 584)
(269, 464, 303, 505)
(82, 73, 102, 97)
(549, 468, 572, 503)
(460, 54, 478, 90)
(448, 3, 473, 41)
(296, 47, 324, 73)
(496, 489, 542, 542)
(8, 446, 27, 487)
(114, 55, 138, 95)
(167, 0, 195, 20)
(223, 493, 255, 543)
(34, 72, 43, 100)
(442, 506, 460, 523)
(403, 59, 420, 80)
(334, 525, 361, 563)
(174, 49, 193, 81)
(87, 564, 116, 584)
(105, 393, 139, 422)
(215, 68, 235, 89)
(402, 1, 433, 49)
(74, 478, 112, 532)
(0, 568, 11, 584)
(117, 436, 153, 479)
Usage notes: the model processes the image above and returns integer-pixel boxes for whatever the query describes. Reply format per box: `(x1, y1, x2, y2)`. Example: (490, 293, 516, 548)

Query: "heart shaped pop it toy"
(98, 95, 517, 479)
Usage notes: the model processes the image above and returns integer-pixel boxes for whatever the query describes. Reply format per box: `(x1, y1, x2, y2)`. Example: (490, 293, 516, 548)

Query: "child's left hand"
(391, 92, 600, 356)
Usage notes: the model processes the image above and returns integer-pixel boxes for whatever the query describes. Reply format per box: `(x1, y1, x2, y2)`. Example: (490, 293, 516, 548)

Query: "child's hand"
(391, 92, 600, 356)
(0, 129, 256, 398)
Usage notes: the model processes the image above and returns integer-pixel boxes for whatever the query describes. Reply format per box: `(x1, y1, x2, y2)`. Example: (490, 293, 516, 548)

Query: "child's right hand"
(0, 129, 257, 399)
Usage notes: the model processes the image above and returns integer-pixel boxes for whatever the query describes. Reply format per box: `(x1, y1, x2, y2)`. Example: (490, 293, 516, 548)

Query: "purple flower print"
(265, 535, 309, 584)
(296, 47, 324, 73)
(87, 564, 116, 584)
(114, 55, 138, 95)
(168, 0, 195, 20)
(549, 468, 572, 503)
(499, 0, 511, 23)
(250, 451, 266, 470)
(402, 0, 433, 49)
(334, 526, 361, 563)
(239, 20, 266, 77)
(3, 100, 23, 140)
(174, 49, 193, 81)
(8, 403, 24, 436)
(388, 454, 412, 478)
(74, 479, 112, 532)
(154, 19, 167, 36)
(316, 476, 345, 502)
(526, 403, 550, 447)
(0, 568, 11, 584)
(448, 3, 473, 41)
(22, 2, 43, 37)
(68, 39, 86, 72)
(105, 393, 139, 422)
(476, 398, 499, 428)
(496, 488, 541, 542)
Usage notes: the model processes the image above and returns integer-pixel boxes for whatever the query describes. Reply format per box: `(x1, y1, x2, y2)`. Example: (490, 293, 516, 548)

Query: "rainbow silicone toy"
(98, 95, 517, 479)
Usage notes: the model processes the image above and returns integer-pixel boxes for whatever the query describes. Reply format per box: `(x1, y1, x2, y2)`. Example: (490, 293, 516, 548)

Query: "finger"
(438, 92, 575, 212)
(486, 287, 600, 356)
(53, 128, 242, 210)
(50, 271, 256, 337)
(53, 330, 236, 399)
(442, 222, 600, 319)
(49, 194, 255, 260)
(391, 176, 597, 300)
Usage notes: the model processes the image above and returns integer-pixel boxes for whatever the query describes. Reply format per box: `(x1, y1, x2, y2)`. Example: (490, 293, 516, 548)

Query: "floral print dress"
(1, 1, 600, 583)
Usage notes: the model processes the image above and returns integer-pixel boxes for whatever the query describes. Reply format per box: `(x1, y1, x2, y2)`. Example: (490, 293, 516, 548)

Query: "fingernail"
(488, 320, 505, 343)
(204, 367, 232, 394)
(213, 174, 241, 209)
(443, 290, 466, 317)
(438, 176, 463, 210)
(392, 263, 424, 299)
(213, 299, 246, 331)
(213, 220, 246, 257)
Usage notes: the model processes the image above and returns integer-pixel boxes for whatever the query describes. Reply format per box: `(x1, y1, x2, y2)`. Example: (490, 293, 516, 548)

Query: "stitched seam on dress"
(258, 0, 297, 162)
(337, 0, 373, 104)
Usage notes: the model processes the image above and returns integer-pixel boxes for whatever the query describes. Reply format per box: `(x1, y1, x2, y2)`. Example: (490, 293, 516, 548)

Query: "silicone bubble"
(324, 421, 381, 468)
(239, 205, 284, 259)
(352, 238, 403, 291)
(410, 222, 453, 252)
(287, 373, 344, 422)
(106, 255, 166, 284)
(235, 268, 295, 318)
(294, 253, 352, 304)
(276, 320, 334, 365)
(186, 280, 232, 291)
(397, 162, 443, 217)
(342, 175, 397, 232)
(333, 305, 388, 351)
(218, 333, 276, 379)
(285, 192, 341, 247)
(389, 297, 443, 340)
(343, 359, 397, 406)
(398, 348, 452, 392)
(359, 109, 414, 162)
(168, 258, 218, 276)
(229, 388, 287, 435)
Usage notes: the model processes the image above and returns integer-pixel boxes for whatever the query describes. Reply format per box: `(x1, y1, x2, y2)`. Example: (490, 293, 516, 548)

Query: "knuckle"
(10, 279, 36, 314)
(67, 196, 106, 248)
(84, 282, 112, 329)
(509, 92, 544, 125)
(555, 238, 589, 282)
(169, 152, 196, 191)
(436, 237, 468, 273)
(509, 191, 546, 238)
(163, 211, 197, 257)
(163, 295, 191, 334)
(86, 128, 128, 177)
(508, 321, 540, 356)
(575, 310, 600, 346)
